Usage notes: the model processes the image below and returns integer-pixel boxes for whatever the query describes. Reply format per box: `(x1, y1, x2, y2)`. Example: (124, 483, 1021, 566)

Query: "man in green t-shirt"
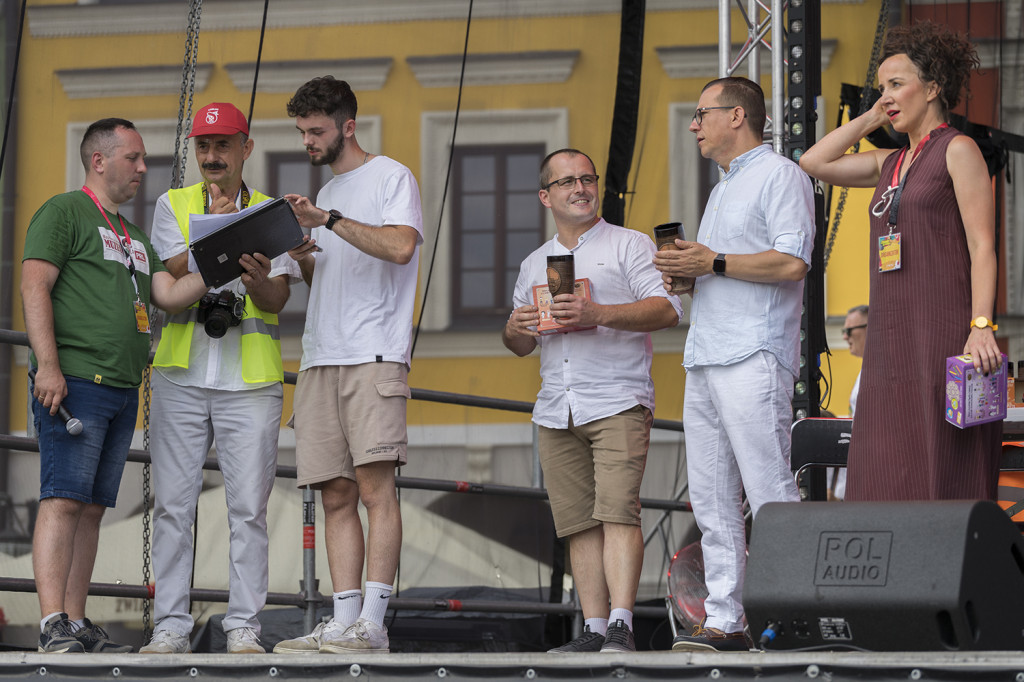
(21, 118, 209, 654)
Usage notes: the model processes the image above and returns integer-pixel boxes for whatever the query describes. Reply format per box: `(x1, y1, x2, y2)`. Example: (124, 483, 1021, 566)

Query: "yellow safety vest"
(152, 183, 284, 383)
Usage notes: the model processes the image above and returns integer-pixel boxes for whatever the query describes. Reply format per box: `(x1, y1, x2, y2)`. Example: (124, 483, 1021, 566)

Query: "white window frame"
(417, 108, 568, 336)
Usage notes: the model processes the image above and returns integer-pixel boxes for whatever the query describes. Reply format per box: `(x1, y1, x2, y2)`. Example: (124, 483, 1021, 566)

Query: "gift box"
(532, 278, 595, 335)
(945, 353, 1008, 428)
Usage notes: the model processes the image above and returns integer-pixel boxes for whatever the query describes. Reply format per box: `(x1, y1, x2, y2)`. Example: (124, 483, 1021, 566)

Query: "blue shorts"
(32, 375, 138, 507)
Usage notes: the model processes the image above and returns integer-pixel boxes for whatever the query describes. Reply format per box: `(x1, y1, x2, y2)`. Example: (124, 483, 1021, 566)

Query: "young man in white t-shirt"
(275, 76, 423, 655)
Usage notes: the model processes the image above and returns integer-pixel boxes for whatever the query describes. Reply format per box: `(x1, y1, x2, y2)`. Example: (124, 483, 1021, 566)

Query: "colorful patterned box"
(532, 278, 596, 335)
(945, 353, 1008, 428)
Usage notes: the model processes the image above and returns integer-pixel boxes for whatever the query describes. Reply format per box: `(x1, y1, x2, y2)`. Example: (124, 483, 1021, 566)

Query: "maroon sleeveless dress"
(845, 125, 1001, 501)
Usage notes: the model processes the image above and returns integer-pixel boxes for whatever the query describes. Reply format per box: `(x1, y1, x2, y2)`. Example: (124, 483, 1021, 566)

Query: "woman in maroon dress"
(799, 21, 1002, 500)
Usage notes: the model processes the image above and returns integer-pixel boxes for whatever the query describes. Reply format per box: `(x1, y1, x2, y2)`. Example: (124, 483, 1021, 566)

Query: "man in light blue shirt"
(654, 77, 815, 652)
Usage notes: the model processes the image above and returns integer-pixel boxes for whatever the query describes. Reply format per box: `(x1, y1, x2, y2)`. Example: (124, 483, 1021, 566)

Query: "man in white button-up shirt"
(655, 77, 815, 652)
(504, 149, 680, 653)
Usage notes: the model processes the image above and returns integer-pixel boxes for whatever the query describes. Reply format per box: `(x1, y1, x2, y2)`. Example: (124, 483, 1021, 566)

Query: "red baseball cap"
(188, 102, 249, 138)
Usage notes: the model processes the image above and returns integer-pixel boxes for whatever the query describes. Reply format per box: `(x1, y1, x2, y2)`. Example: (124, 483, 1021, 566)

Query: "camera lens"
(204, 309, 232, 338)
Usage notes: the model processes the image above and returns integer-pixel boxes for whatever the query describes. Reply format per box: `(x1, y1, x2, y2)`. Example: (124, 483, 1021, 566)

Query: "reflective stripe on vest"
(152, 182, 284, 383)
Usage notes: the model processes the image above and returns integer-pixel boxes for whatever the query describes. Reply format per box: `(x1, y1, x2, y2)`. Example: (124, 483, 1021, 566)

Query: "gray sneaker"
(273, 620, 340, 654)
(320, 618, 389, 654)
(226, 627, 265, 654)
(547, 625, 605, 653)
(38, 613, 85, 653)
(75, 618, 133, 653)
(139, 629, 191, 654)
(599, 619, 635, 653)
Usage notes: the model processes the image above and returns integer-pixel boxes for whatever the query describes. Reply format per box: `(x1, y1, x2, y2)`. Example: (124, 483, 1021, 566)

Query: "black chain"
(144, 0, 202, 641)
(824, 0, 889, 269)
(141, 362, 154, 640)
(171, 0, 203, 190)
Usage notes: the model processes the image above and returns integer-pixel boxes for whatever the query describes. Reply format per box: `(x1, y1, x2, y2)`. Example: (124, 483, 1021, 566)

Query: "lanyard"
(200, 182, 251, 214)
(81, 186, 142, 299)
(883, 123, 948, 228)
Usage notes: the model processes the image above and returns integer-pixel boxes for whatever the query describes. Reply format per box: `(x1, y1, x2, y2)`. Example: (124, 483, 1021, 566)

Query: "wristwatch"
(324, 209, 344, 231)
(970, 316, 998, 331)
(713, 253, 727, 276)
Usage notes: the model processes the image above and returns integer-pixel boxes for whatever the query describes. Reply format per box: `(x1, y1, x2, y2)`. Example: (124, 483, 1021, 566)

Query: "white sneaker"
(320, 618, 389, 654)
(226, 627, 265, 654)
(139, 629, 190, 654)
(273, 620, 343, 654)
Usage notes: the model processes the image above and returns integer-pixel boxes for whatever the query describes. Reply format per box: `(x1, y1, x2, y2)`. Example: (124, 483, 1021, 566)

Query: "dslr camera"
(196, 291, 244, 338)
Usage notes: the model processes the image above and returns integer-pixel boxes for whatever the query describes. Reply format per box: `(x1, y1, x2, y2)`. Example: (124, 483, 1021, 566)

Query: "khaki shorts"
(293, 362, 410, 486)
(537, 405, 652, 538)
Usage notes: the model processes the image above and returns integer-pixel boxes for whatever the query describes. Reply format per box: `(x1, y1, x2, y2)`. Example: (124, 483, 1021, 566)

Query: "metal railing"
(0, 327, 689, 632)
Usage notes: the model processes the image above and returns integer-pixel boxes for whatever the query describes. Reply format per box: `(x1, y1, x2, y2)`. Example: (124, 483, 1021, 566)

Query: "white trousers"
(683, 351, 800, 632)
(149, 371, 281, 635)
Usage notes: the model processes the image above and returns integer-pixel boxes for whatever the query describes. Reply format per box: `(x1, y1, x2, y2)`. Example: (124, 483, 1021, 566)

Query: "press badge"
(134, 299, 151, 334)
(878, 232, 902, 272)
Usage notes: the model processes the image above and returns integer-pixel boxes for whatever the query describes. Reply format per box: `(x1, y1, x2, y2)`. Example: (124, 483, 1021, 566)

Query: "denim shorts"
(32, 375, 139, 507)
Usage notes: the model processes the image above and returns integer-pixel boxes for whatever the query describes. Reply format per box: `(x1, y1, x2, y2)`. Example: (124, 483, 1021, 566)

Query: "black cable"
(409, 0, 474, 362)
(0, 0, 27, 182)
(247, 0, 271, 129)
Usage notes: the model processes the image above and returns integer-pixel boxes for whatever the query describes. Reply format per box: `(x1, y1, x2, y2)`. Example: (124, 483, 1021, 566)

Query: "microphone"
(28, 368, 83, 436)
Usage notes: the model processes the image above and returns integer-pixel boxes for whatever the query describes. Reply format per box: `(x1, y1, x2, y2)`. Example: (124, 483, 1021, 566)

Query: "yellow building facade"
(8, 0, 881, 429)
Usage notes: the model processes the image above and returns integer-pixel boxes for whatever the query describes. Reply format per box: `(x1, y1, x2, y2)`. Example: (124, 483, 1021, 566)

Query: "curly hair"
(881, 21, 979, 118)
(287, 76, 358, 131)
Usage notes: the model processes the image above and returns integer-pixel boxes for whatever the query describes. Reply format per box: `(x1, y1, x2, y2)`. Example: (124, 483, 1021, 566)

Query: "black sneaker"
(75, 618, 133, 653)
(547, 625, 605, 653)
(671, 619, 751, 652)
(38, 613, 85, 653)
(600, 619, 636, 652)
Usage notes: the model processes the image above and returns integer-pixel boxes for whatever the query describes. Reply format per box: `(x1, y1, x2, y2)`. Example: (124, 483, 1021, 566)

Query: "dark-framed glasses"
(543, 174, 599, 191)
(692, 105, 738, 125)
(841, 324, 867, 336)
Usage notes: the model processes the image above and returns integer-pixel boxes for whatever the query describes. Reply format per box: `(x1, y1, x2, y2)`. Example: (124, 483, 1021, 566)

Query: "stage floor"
(2, 650, 1024, 681)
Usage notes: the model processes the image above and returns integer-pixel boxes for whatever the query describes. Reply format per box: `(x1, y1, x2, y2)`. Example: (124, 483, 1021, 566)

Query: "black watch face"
(714, 255, 725, 273)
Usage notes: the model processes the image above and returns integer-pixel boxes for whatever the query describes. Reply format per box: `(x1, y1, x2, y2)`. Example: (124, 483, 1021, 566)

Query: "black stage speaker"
(743, 500, 1024, 651)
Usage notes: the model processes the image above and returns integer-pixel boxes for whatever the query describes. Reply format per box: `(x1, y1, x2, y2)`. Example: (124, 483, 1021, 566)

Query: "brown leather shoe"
(671, 619, 751, 652)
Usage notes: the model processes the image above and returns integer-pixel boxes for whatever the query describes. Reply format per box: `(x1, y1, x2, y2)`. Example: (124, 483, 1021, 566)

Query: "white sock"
(609, 609, 633, 632)
(585, 617, 609, 636)
(41, 612, 63, 634)
(360, 581, 393, 627)
(332, 590, 362, 627)
(71, 618, 85, 631)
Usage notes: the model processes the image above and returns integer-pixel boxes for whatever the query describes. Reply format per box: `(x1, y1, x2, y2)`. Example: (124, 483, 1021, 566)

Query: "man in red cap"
(140, 102, 300, 654)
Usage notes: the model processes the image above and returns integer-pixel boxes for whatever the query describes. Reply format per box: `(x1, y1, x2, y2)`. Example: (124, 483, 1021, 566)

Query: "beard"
(312, 134, 344, 167)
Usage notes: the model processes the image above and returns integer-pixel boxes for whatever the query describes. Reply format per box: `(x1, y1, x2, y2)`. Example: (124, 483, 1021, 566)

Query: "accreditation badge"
(134, 299, 151, 334)
(878, 232, 902, 272)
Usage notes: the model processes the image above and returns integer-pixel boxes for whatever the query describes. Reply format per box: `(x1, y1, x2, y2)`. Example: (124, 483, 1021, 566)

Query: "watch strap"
(324, 209, 343, 231)
(713, 253, 726, 275)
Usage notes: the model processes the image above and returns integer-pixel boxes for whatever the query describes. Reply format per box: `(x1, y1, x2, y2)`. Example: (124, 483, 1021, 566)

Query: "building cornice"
(407, 51, 578, 88)
(30, 0, 863, 38)
(56, 64, 213, 99)
(224, 58, 393, 93)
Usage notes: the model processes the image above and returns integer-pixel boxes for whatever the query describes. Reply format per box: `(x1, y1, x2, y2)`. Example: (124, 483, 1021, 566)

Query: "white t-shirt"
(512, 219, 682, 429)
(301, 156, 423, 370)
(150, 188, 301, 391)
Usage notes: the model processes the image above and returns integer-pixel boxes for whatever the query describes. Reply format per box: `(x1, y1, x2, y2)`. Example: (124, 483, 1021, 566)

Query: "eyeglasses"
(542, 174, 599, 191)
(692, 106, 738, 126)
(841, 324, 867, 336)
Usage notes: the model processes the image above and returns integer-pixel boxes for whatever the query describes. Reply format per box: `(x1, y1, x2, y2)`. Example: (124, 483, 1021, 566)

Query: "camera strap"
(201, 181, 252, 214)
